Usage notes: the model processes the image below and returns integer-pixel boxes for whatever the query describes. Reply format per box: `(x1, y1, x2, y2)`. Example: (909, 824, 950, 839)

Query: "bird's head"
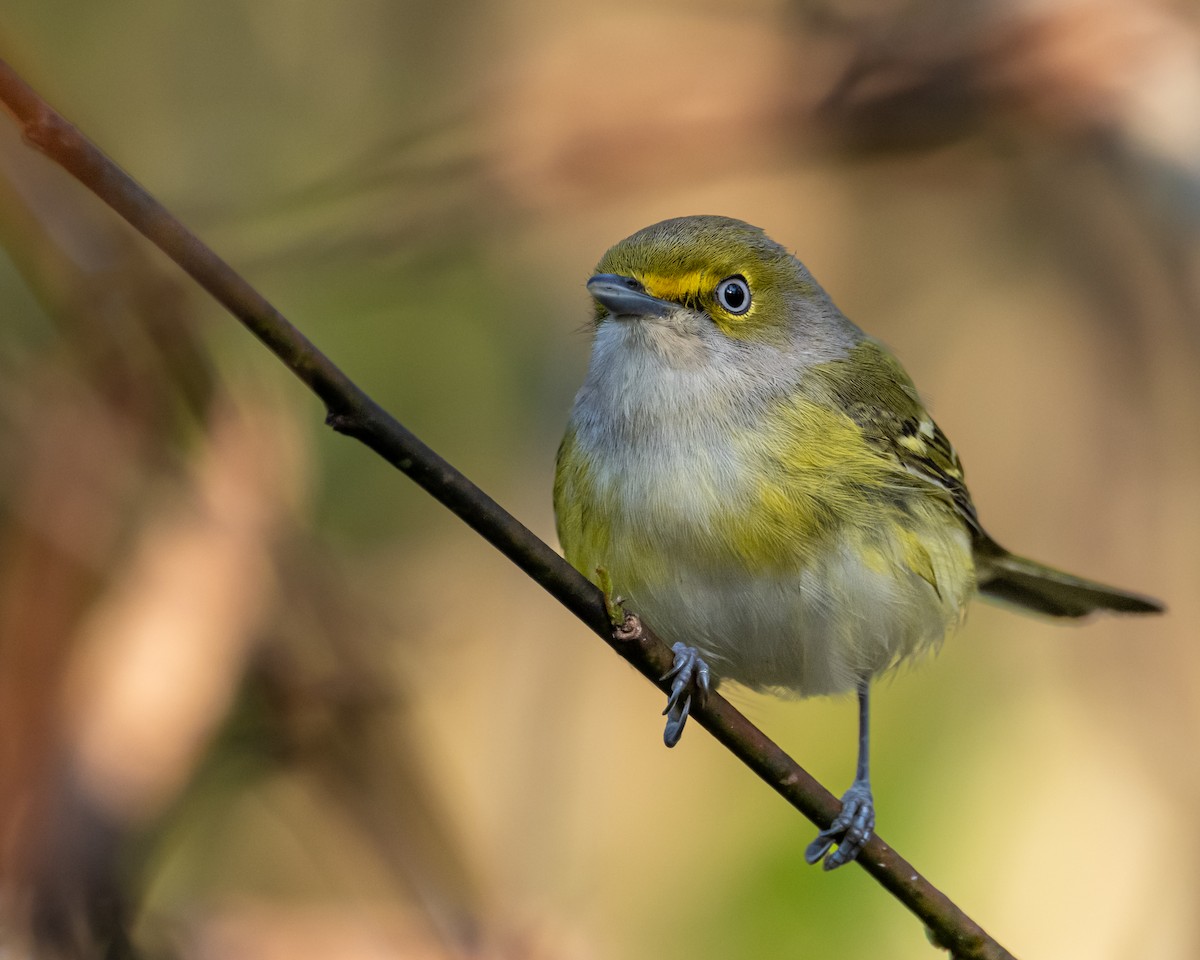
(587, 215, 854, 354)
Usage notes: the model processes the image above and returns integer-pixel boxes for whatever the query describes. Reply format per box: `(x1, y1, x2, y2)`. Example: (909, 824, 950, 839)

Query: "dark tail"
(975, 538, 1164, 618)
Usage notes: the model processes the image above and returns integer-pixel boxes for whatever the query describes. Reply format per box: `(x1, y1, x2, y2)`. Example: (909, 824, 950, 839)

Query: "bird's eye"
(716, 276, 751, 315)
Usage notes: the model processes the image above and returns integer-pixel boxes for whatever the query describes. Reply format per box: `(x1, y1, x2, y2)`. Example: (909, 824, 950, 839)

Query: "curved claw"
(663, 694, 692, 747)
(805, 780, 875, 870)
(661, 643, 711, 747)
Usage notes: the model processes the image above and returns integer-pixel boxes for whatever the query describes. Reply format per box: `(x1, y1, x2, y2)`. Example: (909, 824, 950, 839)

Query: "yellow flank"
(896, 527, 939, 592)
(722, 399, 898, 567)
(553, 427, 608, 570)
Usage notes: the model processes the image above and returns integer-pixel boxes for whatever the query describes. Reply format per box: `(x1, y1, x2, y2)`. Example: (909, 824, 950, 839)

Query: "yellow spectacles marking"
(640, 270, 713, 307)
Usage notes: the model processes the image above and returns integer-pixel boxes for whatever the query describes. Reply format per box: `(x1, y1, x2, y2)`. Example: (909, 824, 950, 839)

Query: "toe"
(806, 784, 875, 870)
(658, 644, 712, 746)
(663, 695, 692, 747)
(804, 832, 836, 865)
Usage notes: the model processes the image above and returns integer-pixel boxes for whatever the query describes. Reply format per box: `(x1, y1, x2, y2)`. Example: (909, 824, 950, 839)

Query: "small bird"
(554, 215, 1163, 869)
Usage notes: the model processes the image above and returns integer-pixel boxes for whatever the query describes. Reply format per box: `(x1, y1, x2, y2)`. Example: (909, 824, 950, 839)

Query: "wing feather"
(809, 339, 983, 536)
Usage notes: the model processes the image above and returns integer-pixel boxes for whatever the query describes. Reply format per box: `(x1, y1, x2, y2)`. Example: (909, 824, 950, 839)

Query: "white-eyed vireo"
(554, 215, 1163, 869)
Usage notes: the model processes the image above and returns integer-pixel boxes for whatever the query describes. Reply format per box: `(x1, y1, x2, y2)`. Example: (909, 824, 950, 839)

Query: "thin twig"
(0, 56, 1016, 960)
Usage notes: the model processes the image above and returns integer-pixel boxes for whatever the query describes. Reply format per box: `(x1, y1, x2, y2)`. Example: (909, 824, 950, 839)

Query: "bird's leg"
(661, 643, 712, 747)
(805, 677, 876, 870)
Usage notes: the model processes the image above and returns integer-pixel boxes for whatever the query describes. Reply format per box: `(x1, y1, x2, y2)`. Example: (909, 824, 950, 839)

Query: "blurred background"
(0, 0, 1197, 957)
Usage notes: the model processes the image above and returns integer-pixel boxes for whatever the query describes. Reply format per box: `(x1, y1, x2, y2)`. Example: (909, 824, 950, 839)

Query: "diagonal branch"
(0, 56, 1015, 960)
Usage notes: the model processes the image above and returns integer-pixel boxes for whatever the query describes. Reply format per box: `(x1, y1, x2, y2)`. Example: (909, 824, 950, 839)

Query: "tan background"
(0, 1, 1196, 957)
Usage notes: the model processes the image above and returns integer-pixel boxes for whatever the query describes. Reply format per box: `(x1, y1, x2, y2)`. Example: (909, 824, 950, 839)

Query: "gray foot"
(661, 642, 711, 747)
(805, 779, 875, 870)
